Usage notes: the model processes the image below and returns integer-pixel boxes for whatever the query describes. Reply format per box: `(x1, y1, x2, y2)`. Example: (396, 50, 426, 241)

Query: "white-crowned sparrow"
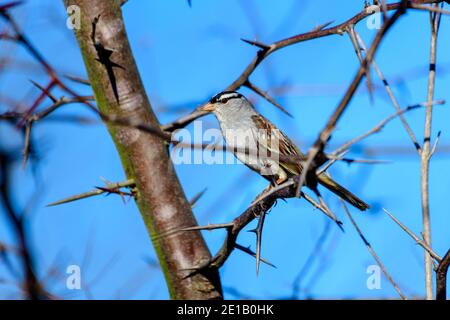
(200, 91, 369, 211)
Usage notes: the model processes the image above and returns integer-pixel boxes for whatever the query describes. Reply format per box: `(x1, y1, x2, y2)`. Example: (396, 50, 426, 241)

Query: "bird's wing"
(251, 114, 304, 176)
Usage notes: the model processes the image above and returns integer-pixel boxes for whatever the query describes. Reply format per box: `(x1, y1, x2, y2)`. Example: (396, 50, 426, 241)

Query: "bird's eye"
(220, 98, 229, 104)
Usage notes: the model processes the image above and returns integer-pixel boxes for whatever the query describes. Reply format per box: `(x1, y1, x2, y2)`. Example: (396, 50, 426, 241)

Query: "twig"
(163, 0, 443, 132)
(410, 3, 450, 15)
(295, 2, 409, 198)
(162, 108, 209, 132)
(341, 201, 407, 300)
(244, 80, 293, 117)
(354, 31, 421, 152)
(186, 183, 297, 273)
(185, 174, 346, 275)
(421, 3, 441, 300)
(227, 0, 434, 91)
(383, 209, 441, 262)
(347, 25, 374, 102)
(64, 74, 90, 85)
(330, 100, 445, 158)
(30, 79, 57, 103)
(249, 180, 342, 227)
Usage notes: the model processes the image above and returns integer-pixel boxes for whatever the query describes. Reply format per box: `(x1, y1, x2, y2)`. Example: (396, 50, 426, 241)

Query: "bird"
(199, 90, 369, 211)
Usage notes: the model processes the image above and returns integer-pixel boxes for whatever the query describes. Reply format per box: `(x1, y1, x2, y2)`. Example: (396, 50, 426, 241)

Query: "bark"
(63, 0, 222, 299)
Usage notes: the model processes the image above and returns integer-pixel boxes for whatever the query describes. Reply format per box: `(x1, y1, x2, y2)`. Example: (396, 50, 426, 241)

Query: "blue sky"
(0, 0, 449, 299)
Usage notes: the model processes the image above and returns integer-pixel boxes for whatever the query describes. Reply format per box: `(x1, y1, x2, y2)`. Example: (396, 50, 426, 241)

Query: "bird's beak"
(199, 102, 215, 113)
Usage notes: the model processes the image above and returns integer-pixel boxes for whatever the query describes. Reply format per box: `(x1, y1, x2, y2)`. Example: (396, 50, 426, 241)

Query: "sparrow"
(199, 91, 369, 211)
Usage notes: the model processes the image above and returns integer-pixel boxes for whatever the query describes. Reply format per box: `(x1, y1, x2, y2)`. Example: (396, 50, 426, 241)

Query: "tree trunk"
(63, 0, 222, 299)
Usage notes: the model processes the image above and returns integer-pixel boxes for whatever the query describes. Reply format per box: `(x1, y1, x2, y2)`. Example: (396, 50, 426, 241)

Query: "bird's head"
(200, 91, 246, 113)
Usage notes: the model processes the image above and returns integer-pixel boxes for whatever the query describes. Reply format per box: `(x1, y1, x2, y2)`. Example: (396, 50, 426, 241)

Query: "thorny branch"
(174, 1, 449, 286)
(1, 0, 449, 299)
(162, 0, 444, 132)
(183, 184, 297, 274)
(46, 179, 136, 207)
(352, 31, 422, 152)
(295, 1, 410, 197)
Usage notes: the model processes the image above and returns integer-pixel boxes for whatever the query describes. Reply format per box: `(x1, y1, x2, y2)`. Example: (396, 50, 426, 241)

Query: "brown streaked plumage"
(200, 91, 370, 211)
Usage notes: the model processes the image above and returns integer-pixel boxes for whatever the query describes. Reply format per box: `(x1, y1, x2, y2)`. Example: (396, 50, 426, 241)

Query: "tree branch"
(341, 201, 406, 299)
(421, 3, 441, 300)
(436, 249, 450, 300)
(295, 1, 410, 197)
(163, 0, 443, 132)
(63, 0, 222, 299)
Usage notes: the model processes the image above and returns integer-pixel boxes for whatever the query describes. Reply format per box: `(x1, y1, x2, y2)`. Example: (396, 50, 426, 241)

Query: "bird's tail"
(318, 174, 370, 211)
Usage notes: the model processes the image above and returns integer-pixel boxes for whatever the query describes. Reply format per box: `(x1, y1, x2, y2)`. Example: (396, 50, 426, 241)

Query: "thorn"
(310, 20, 334, 32)
(313, 187, 342, 226)
(234, 243, 276, 268)
(190, 188, 207, 208)
(0, 1, 23, 12)
(430, 130, 441, 156)
(64, 74, 90, 86)
(240, 38, 271, 50)
(29, 79, 57, 103)
(178, 222, 234, 233)
(46, 189, 103, 207)
(382, 208, 441, 262)
(21, 122, 32, 169)
(336, 220, 345, 233)
(244, 80, 293, 118)
(17, 79, 57, 128)
(254, 211, 267, 276)
(47, 179, 135, 207)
